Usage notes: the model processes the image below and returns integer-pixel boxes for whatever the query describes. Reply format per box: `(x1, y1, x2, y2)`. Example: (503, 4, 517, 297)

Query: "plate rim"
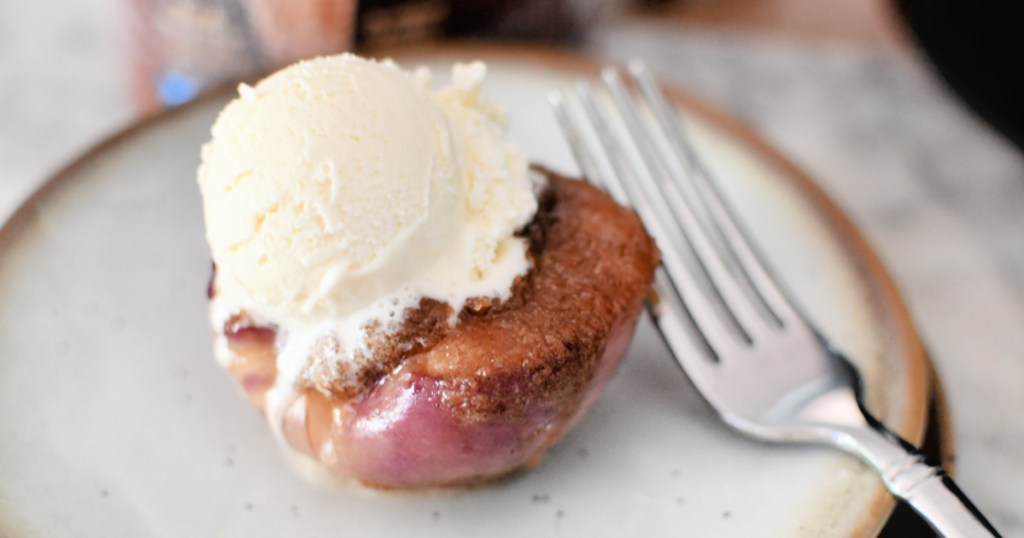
(0, 41, 931, 538)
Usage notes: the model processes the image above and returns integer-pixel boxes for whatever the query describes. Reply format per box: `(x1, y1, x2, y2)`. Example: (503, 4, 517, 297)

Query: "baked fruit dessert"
(197, 54, 658, 489)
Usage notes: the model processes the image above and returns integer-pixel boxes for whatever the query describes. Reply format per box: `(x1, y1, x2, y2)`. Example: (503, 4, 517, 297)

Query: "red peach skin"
(284, 308, 640, 488)
(219, 172, 658, 489)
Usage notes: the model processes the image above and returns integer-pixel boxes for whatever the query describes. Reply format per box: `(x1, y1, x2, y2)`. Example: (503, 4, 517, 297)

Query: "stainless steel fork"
(550, 61, 1000, 538)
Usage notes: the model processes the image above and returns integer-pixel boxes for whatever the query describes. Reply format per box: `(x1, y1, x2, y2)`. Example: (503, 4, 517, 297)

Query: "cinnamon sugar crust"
(408, 168, 658, 424)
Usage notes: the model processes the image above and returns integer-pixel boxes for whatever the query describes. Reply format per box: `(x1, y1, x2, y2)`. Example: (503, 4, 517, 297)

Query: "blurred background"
(0, 0, 1022, 533)
(2, 0, 1021, 219)
(2, 0, 1021, 218)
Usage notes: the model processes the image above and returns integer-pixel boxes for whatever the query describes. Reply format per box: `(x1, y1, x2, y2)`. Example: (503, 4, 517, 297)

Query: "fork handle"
(848, 422, 1001, 537)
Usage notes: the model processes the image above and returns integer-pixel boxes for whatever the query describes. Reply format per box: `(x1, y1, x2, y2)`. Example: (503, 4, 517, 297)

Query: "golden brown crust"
(408, 169, 659, 423)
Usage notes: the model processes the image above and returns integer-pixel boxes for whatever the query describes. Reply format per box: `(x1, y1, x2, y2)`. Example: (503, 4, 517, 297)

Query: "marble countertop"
(2, 1, 1022, 534)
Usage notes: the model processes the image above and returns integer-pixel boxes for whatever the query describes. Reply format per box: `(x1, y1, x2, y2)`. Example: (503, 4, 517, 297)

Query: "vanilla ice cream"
(199, 55, 537, 325)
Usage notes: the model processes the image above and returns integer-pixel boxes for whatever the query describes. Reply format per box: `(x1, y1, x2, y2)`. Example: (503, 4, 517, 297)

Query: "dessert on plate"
(197, 54, 658, 489)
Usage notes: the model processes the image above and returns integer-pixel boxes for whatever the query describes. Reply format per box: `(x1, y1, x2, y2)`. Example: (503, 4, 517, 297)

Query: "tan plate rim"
(0, 41, 933, 538)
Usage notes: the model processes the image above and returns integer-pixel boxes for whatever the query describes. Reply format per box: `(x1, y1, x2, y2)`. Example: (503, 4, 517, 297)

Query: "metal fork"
(549, 61, 1000, 538)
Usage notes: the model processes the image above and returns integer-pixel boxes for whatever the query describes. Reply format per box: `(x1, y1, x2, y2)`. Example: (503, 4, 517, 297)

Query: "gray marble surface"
(1, 1, 1021, 535)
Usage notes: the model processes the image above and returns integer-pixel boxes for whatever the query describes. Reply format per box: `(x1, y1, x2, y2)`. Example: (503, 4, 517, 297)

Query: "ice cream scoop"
(198, 55, 537, 324)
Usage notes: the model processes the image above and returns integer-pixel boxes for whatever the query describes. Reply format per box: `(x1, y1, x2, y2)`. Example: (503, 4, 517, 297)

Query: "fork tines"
(548, 62, 799, 364)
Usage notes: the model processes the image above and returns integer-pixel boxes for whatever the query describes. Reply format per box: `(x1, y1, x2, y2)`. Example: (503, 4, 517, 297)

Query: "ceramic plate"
(0, 45, 930, 537)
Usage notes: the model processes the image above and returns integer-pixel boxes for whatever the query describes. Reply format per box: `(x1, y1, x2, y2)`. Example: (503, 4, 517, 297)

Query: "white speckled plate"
(0, 45, 931, 537)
